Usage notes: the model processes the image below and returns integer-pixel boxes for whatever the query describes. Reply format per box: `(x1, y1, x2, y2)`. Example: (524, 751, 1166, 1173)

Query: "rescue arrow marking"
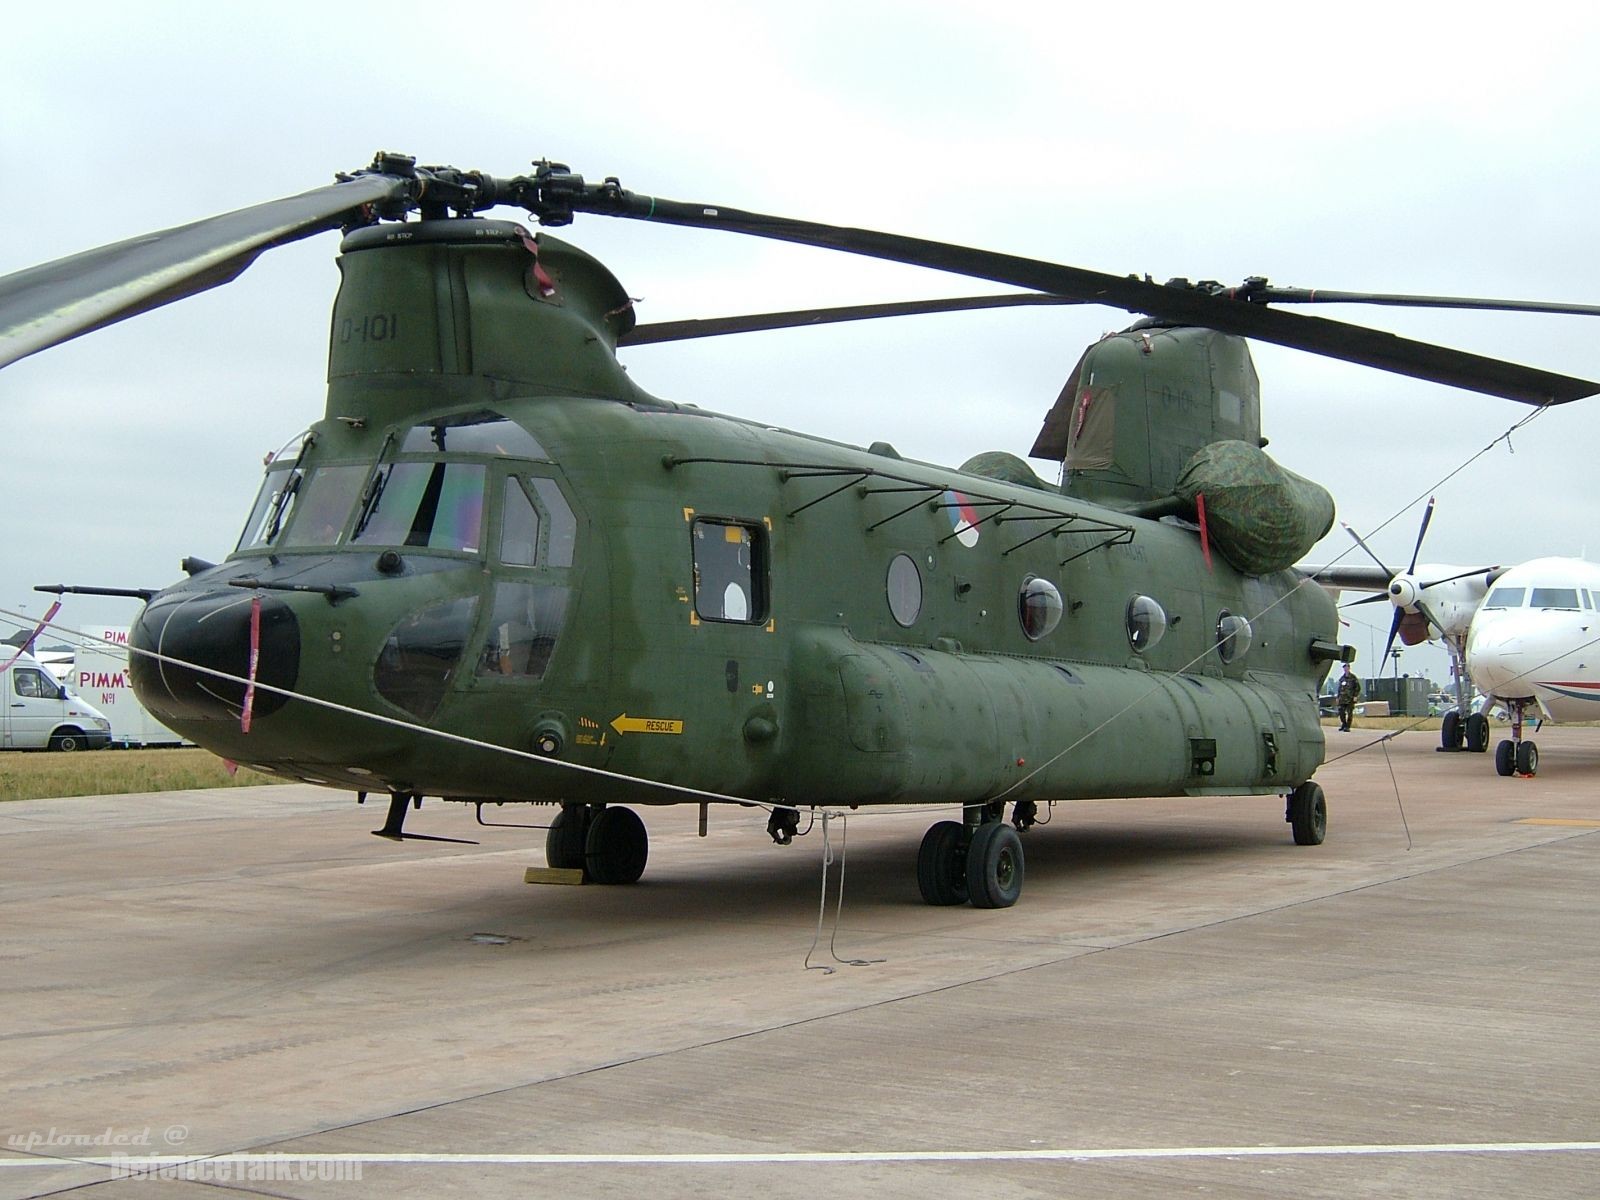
(610, 714, 684, 736)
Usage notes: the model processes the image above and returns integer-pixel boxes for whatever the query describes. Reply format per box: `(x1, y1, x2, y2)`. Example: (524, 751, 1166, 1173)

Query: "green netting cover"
(1174, 440, 1334, 576)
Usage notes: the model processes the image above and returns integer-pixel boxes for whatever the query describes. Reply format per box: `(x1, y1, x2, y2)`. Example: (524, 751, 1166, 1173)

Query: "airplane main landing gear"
(917, 804, 1028, 908)
(1463, 712, 1491, 754)
(1440, 709, 1464, 751)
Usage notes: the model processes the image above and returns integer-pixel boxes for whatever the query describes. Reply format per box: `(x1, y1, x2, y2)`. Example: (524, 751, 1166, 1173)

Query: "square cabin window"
(693, 518, 767, 624)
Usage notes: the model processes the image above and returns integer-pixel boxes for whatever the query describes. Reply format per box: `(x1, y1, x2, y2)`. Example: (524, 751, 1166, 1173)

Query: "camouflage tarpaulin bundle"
(1174, 440, 1334, 576)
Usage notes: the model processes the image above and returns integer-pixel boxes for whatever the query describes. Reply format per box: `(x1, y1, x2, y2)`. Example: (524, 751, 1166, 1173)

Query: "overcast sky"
(7, 1, 1600, 683)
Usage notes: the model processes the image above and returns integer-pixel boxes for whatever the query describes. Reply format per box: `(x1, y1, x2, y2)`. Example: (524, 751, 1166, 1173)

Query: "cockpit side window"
(238, 465, 298, 550)
(500, 478, 542, 567)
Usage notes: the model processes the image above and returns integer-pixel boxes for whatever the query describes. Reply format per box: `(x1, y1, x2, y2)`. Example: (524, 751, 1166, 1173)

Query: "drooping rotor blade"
(544, 178, 1600, 404)
(0, 173, 408, 368)
(1247, 285, 1600, 318)
(621, 293, 1085, 346)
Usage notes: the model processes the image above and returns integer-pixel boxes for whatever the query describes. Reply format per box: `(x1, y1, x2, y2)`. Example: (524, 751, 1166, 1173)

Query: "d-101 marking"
(610, 714, 685, 736)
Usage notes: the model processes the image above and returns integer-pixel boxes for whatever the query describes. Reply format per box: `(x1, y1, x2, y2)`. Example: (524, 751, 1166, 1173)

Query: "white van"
(1, 650, 113, 750)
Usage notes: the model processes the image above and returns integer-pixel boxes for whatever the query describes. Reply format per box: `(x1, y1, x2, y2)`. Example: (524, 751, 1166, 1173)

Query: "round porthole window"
(887, 554, 922, 626)
(1019, 576, 1063, 641)
(1127, 595, 1168, 652)
(1216, 610, 1253, 663)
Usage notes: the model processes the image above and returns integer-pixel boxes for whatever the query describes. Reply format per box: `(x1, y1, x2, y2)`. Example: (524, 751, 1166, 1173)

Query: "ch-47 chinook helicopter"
(4, 152, 1598, 909)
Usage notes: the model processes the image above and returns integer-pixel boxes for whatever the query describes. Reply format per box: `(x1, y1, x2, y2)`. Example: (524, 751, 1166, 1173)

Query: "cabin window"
(352, 462, 486, 553)
(475, 583, 569, 679)
(374, 596, 479, 720)
(1127, 595, 1168, 652)
(1530, 588, 1580, 609)
(1484, 587, 1524, 608)
(1019, 576, 1064, 641)
(693, 519, 767, 624)
(1216, 610, 1253, 664)
(281, 465, 368, 547)
(500, 478, 542, 567)
(400, 410, 549, 458)
(886, 554, 922, 627)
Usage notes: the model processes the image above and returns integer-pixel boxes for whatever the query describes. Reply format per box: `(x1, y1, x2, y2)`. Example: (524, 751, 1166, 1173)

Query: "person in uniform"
(1335, 663, 1361, 732)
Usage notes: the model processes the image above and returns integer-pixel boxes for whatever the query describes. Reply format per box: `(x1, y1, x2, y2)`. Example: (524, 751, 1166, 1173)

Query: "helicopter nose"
(130, 590, 301, 725)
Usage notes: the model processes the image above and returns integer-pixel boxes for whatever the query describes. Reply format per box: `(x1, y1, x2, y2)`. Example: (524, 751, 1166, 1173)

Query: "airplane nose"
(130, 590, 301, 725)
(1468, 622, 1528, 696)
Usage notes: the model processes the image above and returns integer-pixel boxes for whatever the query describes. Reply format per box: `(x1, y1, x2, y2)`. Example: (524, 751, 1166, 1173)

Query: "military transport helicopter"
(4, 152, 1598, 910)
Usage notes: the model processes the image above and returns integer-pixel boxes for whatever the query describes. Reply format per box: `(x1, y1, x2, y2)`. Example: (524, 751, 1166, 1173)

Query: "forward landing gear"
(1493, 701, 1539, 777)
(917, 804, 1028, 909)
(544, 802, 649, 883)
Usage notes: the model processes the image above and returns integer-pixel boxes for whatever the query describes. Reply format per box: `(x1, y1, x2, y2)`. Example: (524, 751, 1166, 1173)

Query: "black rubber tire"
(916, 821, 970, 906)
(1441, 710, 1463, 751)
(965, 821, 1024, 908)
(50, 729, 84, 752)
(1465, 712, 1490, 753)
(1494, 740, 1516, 777)
(1516, 741, 1539, 777)
(545, 804, 590, 872)
(585, 806, 649, 885)
(1289, 781, 1327, 846)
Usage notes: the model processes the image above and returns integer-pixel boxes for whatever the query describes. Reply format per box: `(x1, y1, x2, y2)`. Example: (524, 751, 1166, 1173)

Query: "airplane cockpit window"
(352, 462, 486, 552)
(1484, 587, 1525, 608)
(693, 518, 766, 624)
(280, 465, 368, 547)
(401, 410, 549, 459)
(1126, 594, 1168, 652)
(1530, 588, 1580, 609)
(476, 583, 569, 679)
(1216, 610, 1253, 664)
(1019, 576, 1064, 641)
(886, 554, 922, 627)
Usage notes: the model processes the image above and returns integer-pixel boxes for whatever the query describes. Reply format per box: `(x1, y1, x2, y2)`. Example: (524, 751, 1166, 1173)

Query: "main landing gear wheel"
(585, 806, 649, 884)
(916, 821, 970, 906)
(1494, 740, 1516, 777)
(966, 821, 1025, 908)
(1441, 710, 1464, 751)
(1464, 712, 1490, 753)
(1287, 781, 1327, 846)
(546, 803, 591, 871)
(1516, 741, 1539, 776)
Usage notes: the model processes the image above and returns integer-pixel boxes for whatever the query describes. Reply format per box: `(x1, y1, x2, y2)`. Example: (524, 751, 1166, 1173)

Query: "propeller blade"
(561, 184, 1600, 404)
(1249, 285, 1600, 318)
(1405, 497, 1436, 575)
(1420, 565, 1499, 589)
(1342, 523, 1398, 578)
(0, 173, 407, 368)
(1338, 592, 1396, 609)
(1380, 605, 1405, 670)
(621, 293, 1085, 346)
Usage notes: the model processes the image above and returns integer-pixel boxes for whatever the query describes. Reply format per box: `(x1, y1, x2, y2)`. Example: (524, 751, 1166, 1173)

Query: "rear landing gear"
(917, 804, 1029, 908)
(1287, 780, 1327, 846)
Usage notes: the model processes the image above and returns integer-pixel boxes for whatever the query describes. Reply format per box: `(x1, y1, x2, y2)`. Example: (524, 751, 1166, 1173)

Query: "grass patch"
(0, 748, 292, 802)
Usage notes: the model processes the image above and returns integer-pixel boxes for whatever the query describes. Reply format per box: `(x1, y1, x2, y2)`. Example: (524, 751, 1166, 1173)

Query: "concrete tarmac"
(2, 724, 1598, 1198)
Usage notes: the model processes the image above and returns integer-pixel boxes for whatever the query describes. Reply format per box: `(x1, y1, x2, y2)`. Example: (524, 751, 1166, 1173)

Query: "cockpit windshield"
(352, 461, 486, 552)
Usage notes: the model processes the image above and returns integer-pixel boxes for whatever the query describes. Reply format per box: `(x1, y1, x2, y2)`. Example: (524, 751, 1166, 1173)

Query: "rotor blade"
(0, 174, 407, 368)
(620, 293, 1086, 345)
(1251, 286, 1600, 318)
(566, 186, 1600, 404)
(1341, 523, 1398, 579)
(1406, 497, 1436, 575)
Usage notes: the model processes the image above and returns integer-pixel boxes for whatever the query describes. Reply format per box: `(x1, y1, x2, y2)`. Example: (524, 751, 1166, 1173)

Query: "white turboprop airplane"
(1313, 540, 1600, 778)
